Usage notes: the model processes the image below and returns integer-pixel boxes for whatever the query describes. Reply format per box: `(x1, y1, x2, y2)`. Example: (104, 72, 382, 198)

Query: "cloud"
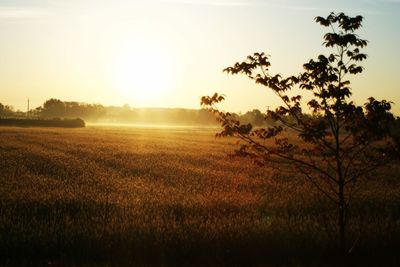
(381, 0, 400, 3)
(274, 4, 321, 11)
(0, 6, 49, 20)
(160, 0, 325, 10)
(160, 0, 251, 7)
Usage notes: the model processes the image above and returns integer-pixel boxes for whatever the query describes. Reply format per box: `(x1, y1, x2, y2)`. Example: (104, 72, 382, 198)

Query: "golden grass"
(0, 126, 399, 266)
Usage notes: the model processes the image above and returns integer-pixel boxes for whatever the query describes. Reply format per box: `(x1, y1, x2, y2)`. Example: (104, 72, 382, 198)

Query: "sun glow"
(110, 40, 176, 105)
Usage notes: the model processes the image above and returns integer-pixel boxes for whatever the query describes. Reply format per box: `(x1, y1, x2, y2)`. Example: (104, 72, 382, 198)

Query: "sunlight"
(110, 40, 176, 105)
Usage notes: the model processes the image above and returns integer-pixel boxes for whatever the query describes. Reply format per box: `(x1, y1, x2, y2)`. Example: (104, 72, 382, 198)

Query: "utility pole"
(27, 98, 29, 118)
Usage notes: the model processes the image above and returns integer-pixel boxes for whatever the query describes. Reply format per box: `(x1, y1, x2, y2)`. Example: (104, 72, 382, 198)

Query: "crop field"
(0, 126, 399, 266)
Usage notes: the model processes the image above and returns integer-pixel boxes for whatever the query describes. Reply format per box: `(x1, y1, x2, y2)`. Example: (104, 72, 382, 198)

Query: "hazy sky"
(0, 0, 399, 114)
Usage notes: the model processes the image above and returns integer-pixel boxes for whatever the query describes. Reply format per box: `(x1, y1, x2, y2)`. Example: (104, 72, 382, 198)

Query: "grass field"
(0, 126, 399, 266)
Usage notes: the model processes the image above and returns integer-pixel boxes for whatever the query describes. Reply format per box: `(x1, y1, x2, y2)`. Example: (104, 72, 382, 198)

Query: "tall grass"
(0, 126, 399, 266)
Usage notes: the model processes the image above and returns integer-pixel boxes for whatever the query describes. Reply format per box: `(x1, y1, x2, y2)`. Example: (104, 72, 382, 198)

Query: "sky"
(0, 0, 399, 114)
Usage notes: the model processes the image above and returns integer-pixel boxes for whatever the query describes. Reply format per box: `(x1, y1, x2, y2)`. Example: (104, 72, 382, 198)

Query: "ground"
(0, 126, 399, 266)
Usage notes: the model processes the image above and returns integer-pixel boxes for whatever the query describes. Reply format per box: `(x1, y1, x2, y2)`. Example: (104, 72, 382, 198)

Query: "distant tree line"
(0, 99, 276, 126)
(4, 98, 395, 129)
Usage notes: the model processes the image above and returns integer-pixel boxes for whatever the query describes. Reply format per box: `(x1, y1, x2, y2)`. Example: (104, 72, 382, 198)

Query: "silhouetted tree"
(38, 99, 107, 120)
(240, 109, 268, 126)
(201, 12, 399, 254)
(42, 98, 66, 118)
(0, 102, 4, 118)
(0, 103, 14, 118)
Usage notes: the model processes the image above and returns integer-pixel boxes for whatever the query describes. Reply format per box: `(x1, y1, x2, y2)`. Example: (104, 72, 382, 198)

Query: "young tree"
(201, 12, 399, 254)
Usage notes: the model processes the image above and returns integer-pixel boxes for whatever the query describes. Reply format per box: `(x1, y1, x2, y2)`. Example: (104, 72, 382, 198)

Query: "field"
(0, 126, 399, 266)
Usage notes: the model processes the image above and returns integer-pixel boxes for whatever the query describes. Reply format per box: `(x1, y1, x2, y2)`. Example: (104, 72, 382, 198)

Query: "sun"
(111, 40, 175, 105)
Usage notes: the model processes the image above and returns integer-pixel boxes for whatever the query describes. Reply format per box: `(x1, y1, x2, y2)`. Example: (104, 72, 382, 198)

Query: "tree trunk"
(338, 180, 346, 254)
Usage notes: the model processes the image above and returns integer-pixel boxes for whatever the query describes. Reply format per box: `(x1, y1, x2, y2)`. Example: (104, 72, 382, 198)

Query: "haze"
(1, 0, 399, 114)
